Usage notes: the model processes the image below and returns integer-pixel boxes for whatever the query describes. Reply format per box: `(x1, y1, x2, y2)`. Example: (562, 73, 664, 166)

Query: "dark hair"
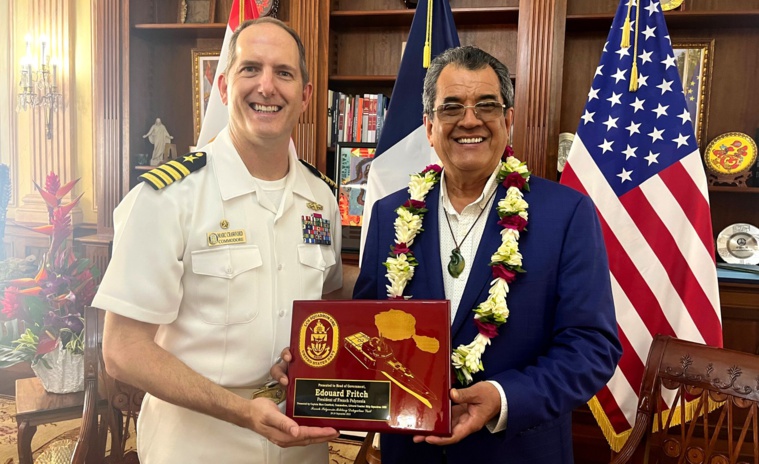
(422, 46, 513, 118)
(224, 17, 309, 84)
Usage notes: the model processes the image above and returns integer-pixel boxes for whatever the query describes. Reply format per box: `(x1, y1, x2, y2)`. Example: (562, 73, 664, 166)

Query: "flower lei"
(384, 147, 530, 385)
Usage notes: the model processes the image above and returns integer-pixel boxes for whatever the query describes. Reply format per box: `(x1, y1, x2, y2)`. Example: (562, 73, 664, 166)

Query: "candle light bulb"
(19, 56, 30, 88)
(50, 57, 58, 84)
(40, 35, 48, 66)
(24, 33, 32, 57)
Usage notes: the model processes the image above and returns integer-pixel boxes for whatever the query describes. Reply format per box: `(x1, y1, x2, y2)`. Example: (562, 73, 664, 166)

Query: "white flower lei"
(384, 150, 530, 385)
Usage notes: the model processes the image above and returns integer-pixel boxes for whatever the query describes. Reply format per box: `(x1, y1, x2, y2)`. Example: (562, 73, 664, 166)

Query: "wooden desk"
(15, 377, 85, 464)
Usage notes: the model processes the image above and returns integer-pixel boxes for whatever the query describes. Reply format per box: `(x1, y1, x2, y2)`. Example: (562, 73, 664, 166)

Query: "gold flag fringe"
(587, 394, 724, 453)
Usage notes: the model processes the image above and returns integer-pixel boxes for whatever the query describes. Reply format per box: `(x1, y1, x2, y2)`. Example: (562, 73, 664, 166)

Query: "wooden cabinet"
(125, 2, 236, 191)
(123, 1, 324, 190)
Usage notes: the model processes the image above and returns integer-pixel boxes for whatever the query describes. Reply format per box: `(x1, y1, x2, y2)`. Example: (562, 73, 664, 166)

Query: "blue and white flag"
(360, 0, 459, 258)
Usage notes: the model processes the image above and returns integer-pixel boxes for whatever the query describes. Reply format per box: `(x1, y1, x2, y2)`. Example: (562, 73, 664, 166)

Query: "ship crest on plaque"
(299, 312, 339, 368)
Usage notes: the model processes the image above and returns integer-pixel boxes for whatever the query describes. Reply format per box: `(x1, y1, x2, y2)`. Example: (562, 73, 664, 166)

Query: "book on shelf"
(328, 91, 389, 146)
(327, 89, 334, 148)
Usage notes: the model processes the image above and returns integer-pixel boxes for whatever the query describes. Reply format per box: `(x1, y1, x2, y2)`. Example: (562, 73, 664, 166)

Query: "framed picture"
(191, 49, 221, 144)
(672, 39, 714, 148)
(335, 142, 376, 251)
(179, 0, 216, 24)
(216, 0, 280, 19)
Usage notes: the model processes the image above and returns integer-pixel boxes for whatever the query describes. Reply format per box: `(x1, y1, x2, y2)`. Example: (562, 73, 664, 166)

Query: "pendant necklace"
(443, 189, 497, 278)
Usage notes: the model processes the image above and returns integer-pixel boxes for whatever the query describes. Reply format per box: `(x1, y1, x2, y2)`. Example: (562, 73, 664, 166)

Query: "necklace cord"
(443, 188, 498, 251)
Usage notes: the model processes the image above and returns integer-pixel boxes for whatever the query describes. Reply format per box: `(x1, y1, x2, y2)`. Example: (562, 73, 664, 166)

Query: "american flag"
(560, 0, 722, 451)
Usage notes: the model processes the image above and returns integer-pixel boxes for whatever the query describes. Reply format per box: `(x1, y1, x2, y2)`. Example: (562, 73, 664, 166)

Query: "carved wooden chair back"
(612, 334, 759, 464)
(70, 306, 144, 464)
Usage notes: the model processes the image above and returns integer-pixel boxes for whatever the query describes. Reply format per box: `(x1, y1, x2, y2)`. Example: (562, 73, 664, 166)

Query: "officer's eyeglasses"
(432, 101, 507, 123)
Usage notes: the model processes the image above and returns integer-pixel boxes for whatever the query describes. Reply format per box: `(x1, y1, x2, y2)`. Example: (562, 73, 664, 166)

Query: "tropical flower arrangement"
(385, 147, 530, 385)
(0, 173, 99, 369)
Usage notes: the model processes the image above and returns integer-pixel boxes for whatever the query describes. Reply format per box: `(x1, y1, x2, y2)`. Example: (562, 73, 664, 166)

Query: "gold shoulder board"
(139, 152, 207, 190)
(299, 159, 337, 190)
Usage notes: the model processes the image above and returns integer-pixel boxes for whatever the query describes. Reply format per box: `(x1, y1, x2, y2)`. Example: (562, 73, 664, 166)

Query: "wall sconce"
(17, 33, 63, 140)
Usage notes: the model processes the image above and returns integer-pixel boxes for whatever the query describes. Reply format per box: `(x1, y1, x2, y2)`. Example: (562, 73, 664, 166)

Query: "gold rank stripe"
(140, 151, 207, 190)
(167, 159, 191, 176)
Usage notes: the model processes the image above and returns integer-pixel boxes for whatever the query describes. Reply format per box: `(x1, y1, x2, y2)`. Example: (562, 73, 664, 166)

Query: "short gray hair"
(422, 46, 513, 118)
(224, 17, 310, 85)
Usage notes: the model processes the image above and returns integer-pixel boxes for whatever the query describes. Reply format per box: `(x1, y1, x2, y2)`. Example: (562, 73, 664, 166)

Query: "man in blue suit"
(353, 46, 621, 463)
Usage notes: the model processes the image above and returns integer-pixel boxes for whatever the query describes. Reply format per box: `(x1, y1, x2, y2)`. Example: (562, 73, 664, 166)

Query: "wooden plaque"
(287, 300, 452, 436)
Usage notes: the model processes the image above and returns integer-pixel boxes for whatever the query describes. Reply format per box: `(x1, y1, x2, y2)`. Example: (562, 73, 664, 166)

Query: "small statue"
(143, 118, 174, 166)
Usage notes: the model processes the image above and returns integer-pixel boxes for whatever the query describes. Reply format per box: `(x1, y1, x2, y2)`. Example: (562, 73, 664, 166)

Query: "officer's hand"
(247, 397, 339, 447)
(270, 347, 292, 386)
(412, 382, 501, 445)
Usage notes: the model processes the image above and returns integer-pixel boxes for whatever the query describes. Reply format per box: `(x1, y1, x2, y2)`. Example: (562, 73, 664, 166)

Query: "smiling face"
(425, 64, 514, 185)
(219, 22, 312, 151)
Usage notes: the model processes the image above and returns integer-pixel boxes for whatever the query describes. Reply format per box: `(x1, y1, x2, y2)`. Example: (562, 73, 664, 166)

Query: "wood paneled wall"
(513, 0, 566, 180)
(289, 0, 330, 172)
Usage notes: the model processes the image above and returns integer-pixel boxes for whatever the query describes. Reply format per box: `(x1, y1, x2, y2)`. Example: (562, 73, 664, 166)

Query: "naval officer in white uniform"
(94, 18, 342, 464)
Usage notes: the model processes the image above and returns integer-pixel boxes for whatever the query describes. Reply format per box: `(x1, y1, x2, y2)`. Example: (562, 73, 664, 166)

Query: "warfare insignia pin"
(307, 201, 323, 211)
(302, 213, 332, 245)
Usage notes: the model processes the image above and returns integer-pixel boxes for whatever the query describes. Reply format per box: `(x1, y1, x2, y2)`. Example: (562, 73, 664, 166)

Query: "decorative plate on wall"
(661, 0, 684, 11)
(704, 132, 758, 176)
(256, 0, 279, 17)
(717, 223, 759, 265)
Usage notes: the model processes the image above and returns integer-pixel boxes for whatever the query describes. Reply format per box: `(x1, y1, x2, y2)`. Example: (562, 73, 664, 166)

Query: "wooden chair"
(71, 306, 143, 464)
(612, 334, 759, 464)
(353, 431, 381, 464)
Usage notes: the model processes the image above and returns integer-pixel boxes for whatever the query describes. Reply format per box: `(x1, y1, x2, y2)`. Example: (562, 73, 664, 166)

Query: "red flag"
(560, 0, 722, 452)
(197, 0, 259, 146)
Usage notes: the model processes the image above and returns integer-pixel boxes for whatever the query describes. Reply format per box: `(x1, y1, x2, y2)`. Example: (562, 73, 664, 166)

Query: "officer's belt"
(226, 381, 286, 404)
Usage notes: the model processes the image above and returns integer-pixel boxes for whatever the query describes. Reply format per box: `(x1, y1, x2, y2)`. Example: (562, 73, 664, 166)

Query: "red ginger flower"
(1, 287, 21, 320)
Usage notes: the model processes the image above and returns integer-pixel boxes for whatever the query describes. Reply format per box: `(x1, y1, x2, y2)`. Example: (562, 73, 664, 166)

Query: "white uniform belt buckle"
(250, 380, 286, 404)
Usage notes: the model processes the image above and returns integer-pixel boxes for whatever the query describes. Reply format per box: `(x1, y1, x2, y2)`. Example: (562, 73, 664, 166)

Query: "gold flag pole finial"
(629, 0, 641, 92)
(423, 0, 434, 68)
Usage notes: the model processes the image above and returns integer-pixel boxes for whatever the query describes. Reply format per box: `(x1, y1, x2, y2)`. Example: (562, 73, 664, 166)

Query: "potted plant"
(0, 173, 99, 393)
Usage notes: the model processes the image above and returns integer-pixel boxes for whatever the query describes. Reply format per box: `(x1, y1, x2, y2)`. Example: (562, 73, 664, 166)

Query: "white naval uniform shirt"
(93, 127, 342, 464)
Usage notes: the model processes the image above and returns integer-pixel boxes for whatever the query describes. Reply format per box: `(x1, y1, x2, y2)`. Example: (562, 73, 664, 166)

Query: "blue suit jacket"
(354, 176, 621, 464)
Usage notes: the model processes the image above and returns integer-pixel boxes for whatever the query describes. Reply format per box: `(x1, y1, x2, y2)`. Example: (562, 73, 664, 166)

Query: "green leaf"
(22, 295, 49, 324)
(0, 344, 31, 367)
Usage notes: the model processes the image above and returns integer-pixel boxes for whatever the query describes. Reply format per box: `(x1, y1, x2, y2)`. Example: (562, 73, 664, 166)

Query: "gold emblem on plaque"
(300, 312, 339, 368)
(343, 309, 440, 408)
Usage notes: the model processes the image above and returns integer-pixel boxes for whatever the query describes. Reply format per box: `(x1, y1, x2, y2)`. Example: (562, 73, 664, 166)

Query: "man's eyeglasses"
(432, 101, 507, 122)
